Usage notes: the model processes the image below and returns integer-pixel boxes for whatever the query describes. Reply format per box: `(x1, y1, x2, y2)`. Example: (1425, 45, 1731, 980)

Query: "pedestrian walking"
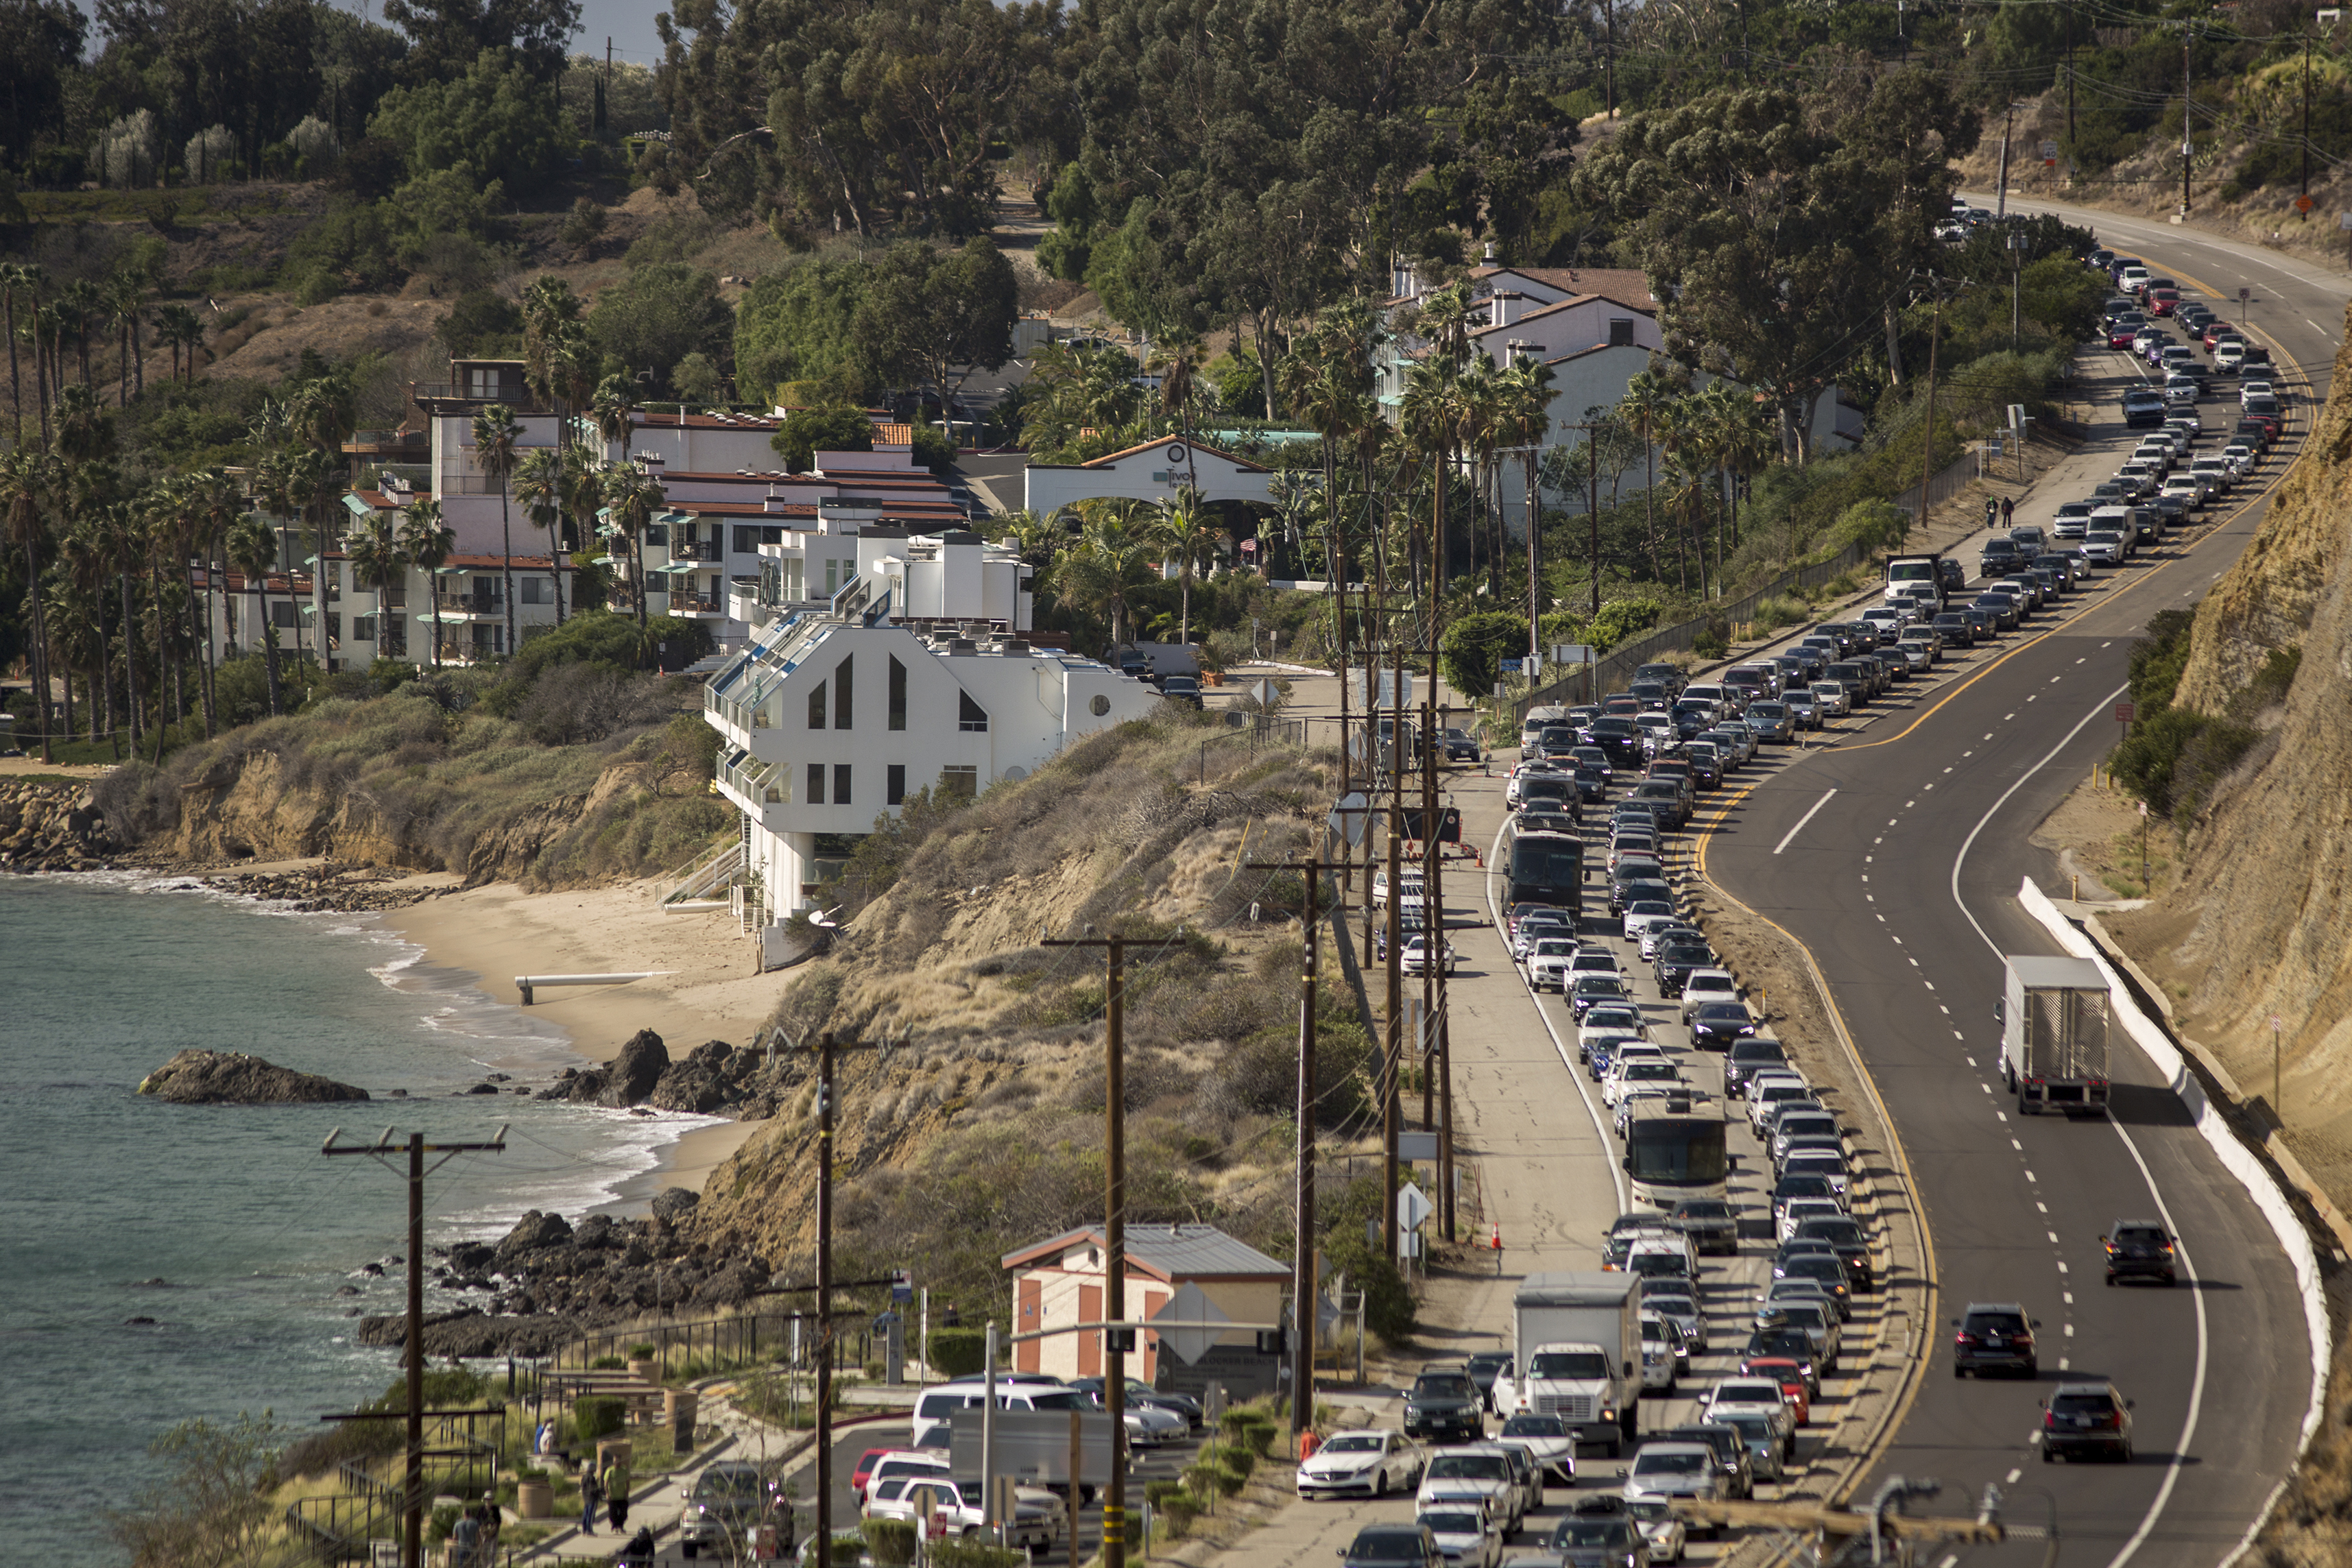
(479, 1495, 502, 1559)
(579, 1464, 601, 1534)
(603, 1454, 633, 1532)
(451, 1506, 481, 1567)
(2001, 496, 2015, 525)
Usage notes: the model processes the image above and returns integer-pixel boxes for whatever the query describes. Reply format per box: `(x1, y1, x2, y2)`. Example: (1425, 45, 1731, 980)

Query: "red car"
(2107, 322, 2139, 350)
(2203, 321, 2239, 350)
(1740, 1357, 1814, 1425)
(2146, 287, 2179, 317)
(851, 1447, 894, 1500)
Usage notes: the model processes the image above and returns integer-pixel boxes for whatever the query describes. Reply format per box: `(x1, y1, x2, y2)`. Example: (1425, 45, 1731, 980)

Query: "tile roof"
(1468, 292, 1656, 339)
(1474, 265, 1659, 312)
(1001, 1222, 1291, 1280)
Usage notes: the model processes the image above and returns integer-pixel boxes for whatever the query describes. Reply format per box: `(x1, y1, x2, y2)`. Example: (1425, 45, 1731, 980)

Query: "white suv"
(1679, 969, 1741, 1022)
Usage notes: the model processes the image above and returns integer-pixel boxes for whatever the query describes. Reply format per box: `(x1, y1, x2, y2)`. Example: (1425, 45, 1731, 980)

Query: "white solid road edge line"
(1771, 788, 1839, 856)
(2019, 876, 2330, 1568)
(1485, 814, 1630, 1214)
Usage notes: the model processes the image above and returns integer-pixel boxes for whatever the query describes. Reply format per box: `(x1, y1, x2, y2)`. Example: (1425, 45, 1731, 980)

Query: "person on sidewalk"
(578, 1464, 601, 1534)
(450, 1506, 480, 1567)
(603, 1454, 633, 1532)
(2001, 496, 2015, 526)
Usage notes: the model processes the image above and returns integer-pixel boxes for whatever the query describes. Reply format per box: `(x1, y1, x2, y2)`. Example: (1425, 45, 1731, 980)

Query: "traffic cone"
(1490, 1224, 1502, 1250)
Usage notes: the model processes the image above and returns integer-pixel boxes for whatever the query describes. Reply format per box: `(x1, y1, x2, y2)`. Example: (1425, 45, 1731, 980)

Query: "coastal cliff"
(2108, 298, 2352, 1190)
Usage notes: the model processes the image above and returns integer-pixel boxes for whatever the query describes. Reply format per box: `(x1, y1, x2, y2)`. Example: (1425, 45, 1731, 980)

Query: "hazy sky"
(324, 0, 669, 70)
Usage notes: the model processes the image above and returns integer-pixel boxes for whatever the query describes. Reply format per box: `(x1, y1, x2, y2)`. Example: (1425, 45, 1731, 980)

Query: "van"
(911, 1378, 1094, 1448)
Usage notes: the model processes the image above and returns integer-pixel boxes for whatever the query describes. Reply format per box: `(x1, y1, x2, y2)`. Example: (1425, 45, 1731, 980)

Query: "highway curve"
(1703, 206, 2338, 1568)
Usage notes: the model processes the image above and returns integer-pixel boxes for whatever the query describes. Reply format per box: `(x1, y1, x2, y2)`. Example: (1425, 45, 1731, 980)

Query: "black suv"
(1725, 1037, 1789, 1096)
(1342, 1523, 1443, 1568)
(1951, 1301, 2039, 1378)
(1402, 1365, 1485, 1445)
(2102, 1220, 2178, 1286)
(1792, 1214, 1875, 1292)
(1552, 1495, 1651, 1568)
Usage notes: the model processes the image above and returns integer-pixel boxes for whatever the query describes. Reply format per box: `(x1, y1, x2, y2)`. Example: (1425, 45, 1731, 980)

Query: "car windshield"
(2052, 1392, 2117, 1416)
(1324, 1434, 1385, 1454)
(1626, 1061, 1677, 1081)
(1629, 1253, 1690, 1277)
(1800, 1220, 1866, 1244)
(1967, 1312, 2028, 1336)
(1414, 1375, 1476, 1401)
(1694, 1003, 1749, 1023)
(1635, 1451, 1707, 1475)
(1423, 1512, 1483, 1535)
(1503, 1415, 1568, 1437)
(1029, 1391, 1090, 1410)
(1529, 1350, 1611, 1380)
(1347, 1531, 1435, 1561)
(1556, 1521, 1635, 1547)
(1428, 1454, 1508, 1482)
(2115, 1227, 2166, 1246)
(1533, 939, 1575, 957)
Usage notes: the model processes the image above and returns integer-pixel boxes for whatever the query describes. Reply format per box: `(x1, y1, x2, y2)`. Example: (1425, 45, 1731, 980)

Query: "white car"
(1493, 1414, 1579, 1486)
(1623, 1441, 1722, 1522)
(2221, 442, 2258, 477)
(1566, 950, 1622, 985)
(1608, 1059, 1685, 1111)
(1639, 1316, 1685, 1392)
(1622, 900, 1680, 945)
(1679, 969, 1740, 1022)
(1125, 1402, 1187, 1446)
(1809, 681, 1851, 718)
(1626, 1497, 1690, 1563)
(1579, 1005, 1651, 1046)
(1640, 1288, 1708, 1357)
(1704, 1379, 1802, 1459)
(863, 1475, 1060, 1552)
(1417, 1449, 1524, 1534)
(1417, 1497, 1504, 1568)
(1297, 1427, 1424, 1498)
(2241, 378, 2275, 404)
(1526, 937, 1578, 992)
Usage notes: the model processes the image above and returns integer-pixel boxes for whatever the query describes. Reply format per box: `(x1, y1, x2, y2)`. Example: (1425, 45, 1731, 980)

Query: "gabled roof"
(1474, 265, 1659, 313)
(1543, 341, 1653, 368)
(1064, 437, 1270, 474)
(1470, 292, 1656, 341)
(1001, 1222, 1291, 1281)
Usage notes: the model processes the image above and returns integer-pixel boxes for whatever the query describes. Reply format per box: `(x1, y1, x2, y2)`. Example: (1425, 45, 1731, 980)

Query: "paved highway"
(1702, 204, 2338, 1568)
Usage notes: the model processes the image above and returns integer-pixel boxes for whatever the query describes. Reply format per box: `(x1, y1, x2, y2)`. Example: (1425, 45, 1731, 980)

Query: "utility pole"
(2302, 32, 2313, 207)
(1603, 0, 1617, 119)
(815, 1032, 836, 1566)
(2066, 0, 2077, 168)
(1995, 102, 2015, 219)
(1384, 613, 1404, 1268)
(1243, 851, 1334, 1439)
(2181, 25, 2195, 217)
(1039, 934, 1133, 1568)
(1911, 276, 1945, 544)
(321, 1126, 507, 1568)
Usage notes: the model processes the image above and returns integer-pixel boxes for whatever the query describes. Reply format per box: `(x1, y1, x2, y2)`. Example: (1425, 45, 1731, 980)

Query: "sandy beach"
(376, 874, 787, 1199)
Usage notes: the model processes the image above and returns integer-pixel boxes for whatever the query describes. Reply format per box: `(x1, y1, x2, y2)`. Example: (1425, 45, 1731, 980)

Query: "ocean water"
(0, 873, 717, 1566)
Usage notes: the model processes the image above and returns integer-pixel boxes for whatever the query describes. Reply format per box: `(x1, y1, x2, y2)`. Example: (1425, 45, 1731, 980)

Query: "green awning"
(590, 555, 620, 566)
(341, 493, 374, 517)
(655, 509, 694, 525)
(435, 566, 470, 576)
(299, 603, 318, 616)
(652, 561, 698, 575)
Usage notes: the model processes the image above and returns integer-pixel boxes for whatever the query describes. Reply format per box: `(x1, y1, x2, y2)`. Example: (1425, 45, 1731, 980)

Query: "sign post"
(2272, 1014, 2285, 1121)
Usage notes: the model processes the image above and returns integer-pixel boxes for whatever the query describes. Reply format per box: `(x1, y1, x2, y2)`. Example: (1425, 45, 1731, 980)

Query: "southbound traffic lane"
(1706, 614, 2309, 1568)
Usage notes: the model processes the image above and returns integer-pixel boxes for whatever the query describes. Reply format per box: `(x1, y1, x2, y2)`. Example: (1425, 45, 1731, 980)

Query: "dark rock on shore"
(602, 1030, 670, 1107)
(138, 1049, 370, 1104)
(650, 1186, 699, 1223)
(0, 780, 121, 873)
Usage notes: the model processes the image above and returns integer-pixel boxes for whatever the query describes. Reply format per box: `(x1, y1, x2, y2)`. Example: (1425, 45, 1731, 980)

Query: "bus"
(1621, 1100, 1729, 1211)
(1508, 830, 1583, 912)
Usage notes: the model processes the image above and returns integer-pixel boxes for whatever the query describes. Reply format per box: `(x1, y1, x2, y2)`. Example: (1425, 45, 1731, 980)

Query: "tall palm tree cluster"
(1611, 371, 1775, 599)
(1, 263, 208, 448)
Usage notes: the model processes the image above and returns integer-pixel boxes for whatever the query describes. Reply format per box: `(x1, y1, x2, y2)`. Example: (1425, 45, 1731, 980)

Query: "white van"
(910, 1377, 1094, 1449)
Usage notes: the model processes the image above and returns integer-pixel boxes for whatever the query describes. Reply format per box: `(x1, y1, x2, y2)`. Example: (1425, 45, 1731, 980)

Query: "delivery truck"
(1498, 1273, 1642, 1454)
(1996, 954, 2111, 1115)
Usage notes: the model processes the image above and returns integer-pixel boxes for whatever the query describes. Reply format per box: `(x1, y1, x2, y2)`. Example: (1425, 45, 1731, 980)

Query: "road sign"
(1250, 677, 1280, 708)
(2296, 193, 2316, 213)
(1151, 1282, 1229, 1365)
(2114, 702, 2135, 723)
(892, 1273, 913, 1303)
(2041, 139, 2059, 159)
(1500, 658, 1525, 675)
(2240, 287, 2252, 301)
(1399, 1131, 1440, 1163)
(1329, 791, 1369, 846)
(1396, 1183, 1434, 1233)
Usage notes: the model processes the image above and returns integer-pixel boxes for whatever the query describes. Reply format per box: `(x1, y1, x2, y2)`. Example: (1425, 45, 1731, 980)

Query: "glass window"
(959, 690, 988, 732)
(888, 656, 907, 731)
(887, 764, 906, 806)
(808, 679, 826, 729)
(806, 763, 826, 804)
(833, 764, 851, 803)
(835, 654, 853, 729)
(939, 766, 977, 801)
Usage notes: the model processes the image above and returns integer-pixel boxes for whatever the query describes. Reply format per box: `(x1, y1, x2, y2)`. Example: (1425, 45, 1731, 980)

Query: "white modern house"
(701, 527, 1159, 957)
(1023, 437, 1276, 515)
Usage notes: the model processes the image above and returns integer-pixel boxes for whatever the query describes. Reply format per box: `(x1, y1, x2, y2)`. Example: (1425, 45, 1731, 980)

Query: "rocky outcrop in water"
(529, 1031, 805, 1118)
(137, 1049, 370, 1104)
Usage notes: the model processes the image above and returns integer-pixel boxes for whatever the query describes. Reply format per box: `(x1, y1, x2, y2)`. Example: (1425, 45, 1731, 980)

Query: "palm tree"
(1498, 358, 1557, 623)
(1, 448, 56, 760)
(43, 574, 99, 742)
(227, 509, 285, 714)
(1051, 511, 1156, 653)
(60, 278, 104, 386)
(1145, 334, 1208, 488)
(136, 481, 186, 743)
(599, 463, 662, 641)
(512, 446, 568, 627)
(56, 514, 120, 751)
(1458, 355, 1507, 596)
(108, 272, 146, 405)
(345, 511, 410, 660)
(53, 382, 114, 467)
(398, 499, 455, 671)
(1, 263, 30, 447)
(470, 404, 523, 655)
(591, 373, 638, 462)
(189, 466, 239, 732)
(1616, 370, 1681, 590)
(1153, 488, 1221, 647)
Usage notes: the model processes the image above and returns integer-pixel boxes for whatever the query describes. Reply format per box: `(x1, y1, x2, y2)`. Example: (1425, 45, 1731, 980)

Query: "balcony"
(433, 592, 503, 620)
(343, 429, 427, 457)
(670, 540, 724, 563)
(671, 594, 726, 616)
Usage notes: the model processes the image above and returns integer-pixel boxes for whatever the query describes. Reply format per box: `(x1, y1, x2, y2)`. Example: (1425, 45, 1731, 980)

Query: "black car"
(1551, 1496, 1650, 1568)
(1744, 1327, 1822, 1389)
(1928, 612, 1976, 648)
(1588, 716, 1645, 766)
(1971, 592, 2021, 631)
(1793, 1214, 1875, 1292)
(1160, 675, 1204, 708)
(1951, 1301, 2039, 1377)
(1653, 943, 1713, 998)
(1403, 1366, 1486, 1443)
(1688, 1000, 1757, 1050)
(1725, 1037, 1789, 1096)
(1610, 879, 1675, 921)
(1661, 1421, 1755, 1500)
(1670, 1198, 1740, 1257)
(1341, 1523, 1443, 1568)
(2101, 1220, 2178, 1286)
(1436, 726, 1482, 762)
(1772, 1252, 1853, 1319)
(1466, 1350, 1516, 1410)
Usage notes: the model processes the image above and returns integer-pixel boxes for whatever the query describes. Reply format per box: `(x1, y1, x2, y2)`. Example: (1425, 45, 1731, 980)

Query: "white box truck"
(1996, 955, 2111, 1115)
(1499, 1273, 1642, 1455)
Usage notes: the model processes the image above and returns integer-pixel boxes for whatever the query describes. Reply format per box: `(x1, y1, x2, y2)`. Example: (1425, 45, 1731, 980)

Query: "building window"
(887, 764, 906, 806)
(520, 577, 549, 605)
(806, 763, 826, 804)
(939, 766, 977, 801)
(272, 601, 300, 628)
(824, 557, 841, 596)
(834, 654, 853, 729)
(808, 679, 827, 729)
(354, 614, 377, 641)
(1609, 317, 1636, 347)
(734, 527, 756, 555)
(958, 690, 989, 732)
(888, 656, 907, 731)
(832, 764, 852, 804)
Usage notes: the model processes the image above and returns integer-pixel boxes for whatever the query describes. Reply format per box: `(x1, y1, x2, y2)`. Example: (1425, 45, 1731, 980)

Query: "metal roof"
(1001, 1222, 1290, 1281)
(2006, 955, 2107, 990)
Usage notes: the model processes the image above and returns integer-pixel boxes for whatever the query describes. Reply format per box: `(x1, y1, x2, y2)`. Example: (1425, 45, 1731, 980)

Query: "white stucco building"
(701, 528, 1160, 950)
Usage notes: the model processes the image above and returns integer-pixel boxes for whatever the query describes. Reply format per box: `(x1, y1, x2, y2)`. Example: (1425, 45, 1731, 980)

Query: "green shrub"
(629, 1343, 658, 1360)
(1752, 595, 1808, 632)
(1153, 1491, 1199, 1535)
(1239, 1417, 1277, 1458)
(926, 1541, 1027, 1568)
(863, 1517, 918, 1565)
(926, 1327, 992, 1379)
(1691, 616, 1731, 660)
(590, 1355, 625, 1370)
(293, 269, 342, 306)
(572, 1396, 625, 1442)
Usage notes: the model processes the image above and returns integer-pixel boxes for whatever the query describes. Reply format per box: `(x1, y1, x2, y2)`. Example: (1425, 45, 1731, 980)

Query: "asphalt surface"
(1696, 204, 2340, 1568)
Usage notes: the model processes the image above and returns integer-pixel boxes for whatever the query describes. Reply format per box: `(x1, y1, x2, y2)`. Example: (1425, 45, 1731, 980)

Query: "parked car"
(1299, 1429, 1426, 1498)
